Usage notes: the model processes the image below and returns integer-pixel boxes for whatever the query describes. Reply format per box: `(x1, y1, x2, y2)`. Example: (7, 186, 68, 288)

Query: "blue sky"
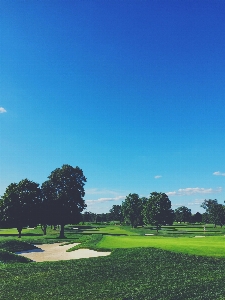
(0, 0, 224, 214)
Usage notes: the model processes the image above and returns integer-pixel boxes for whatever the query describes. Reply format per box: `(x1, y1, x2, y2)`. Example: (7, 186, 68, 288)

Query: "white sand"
(15, 243, 111, 262)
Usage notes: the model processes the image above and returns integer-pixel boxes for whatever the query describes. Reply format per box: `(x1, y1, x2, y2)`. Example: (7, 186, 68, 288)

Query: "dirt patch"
(15, 243, 111, 262)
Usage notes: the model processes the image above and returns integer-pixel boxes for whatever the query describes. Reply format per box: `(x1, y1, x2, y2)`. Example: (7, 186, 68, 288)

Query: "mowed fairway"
(97, 235, 225, 257)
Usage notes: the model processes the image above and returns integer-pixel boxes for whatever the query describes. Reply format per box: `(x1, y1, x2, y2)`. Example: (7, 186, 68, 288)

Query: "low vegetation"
(1, 246, 225, 299)
(1, 223, 225, 299)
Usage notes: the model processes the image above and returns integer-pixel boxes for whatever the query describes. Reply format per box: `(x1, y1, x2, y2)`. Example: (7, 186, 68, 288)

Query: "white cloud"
(154, 175, 162, 179)
(166, 187, 222, 196)
(213, 171, 225, 176)
(187, 199, 205, 206)
(85, 188, 119, 196)
(86, 196, 125, 205)
(172, 203, 186, 207)
(0, 107, 6, 113)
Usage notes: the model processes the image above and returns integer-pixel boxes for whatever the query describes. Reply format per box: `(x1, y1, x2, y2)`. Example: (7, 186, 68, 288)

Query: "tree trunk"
(59, 224, 65, 238)
(41, 224, 47, 235)
(17, 227, 22, 238)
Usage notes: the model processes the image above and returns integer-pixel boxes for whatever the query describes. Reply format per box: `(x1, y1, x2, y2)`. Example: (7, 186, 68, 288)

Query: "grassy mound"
(0, 249, 32, 264)
(0, 240, 39, 252)
(0, 240, 38, 264)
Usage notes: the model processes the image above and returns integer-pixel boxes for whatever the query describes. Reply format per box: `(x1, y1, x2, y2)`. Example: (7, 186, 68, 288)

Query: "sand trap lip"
(15, 243, 111, 262)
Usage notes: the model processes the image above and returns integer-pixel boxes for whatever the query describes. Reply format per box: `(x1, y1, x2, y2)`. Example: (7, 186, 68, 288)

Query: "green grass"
(0, 249, 32, 264)
(97, 235, 225, 257)
(0, 240, 39, 264)
(1, 247, 225, 299)
(2, 223, 225, 299)
(0, 240, 39, 252)
(67, 224, 139, 235)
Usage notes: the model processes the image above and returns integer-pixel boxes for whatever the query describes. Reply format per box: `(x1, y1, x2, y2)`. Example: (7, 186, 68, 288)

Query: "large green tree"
(121, 193, 143, 228)
(191, 212, 202, 223)
(0, 179, 41, 237)
(201, 199, 225, 227)
(42, 164, 87, 238)
(142, 192, 174, 232)
(174, 206, 192, 223)
(109, 205, 123, 223)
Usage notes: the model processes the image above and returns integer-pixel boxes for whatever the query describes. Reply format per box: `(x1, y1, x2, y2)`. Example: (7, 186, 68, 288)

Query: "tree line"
(1, 164, 224, 237)
(85, 195, 225, 231)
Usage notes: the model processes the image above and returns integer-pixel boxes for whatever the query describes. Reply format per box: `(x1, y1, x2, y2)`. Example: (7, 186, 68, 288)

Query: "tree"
(109, 205, 123, 223)
(174, 206, 192, 223)
(191, 212, 202, 223)
(202, 212, 210, 224)
(42, 164, 87, 238)
(142, 192, 174, 232)
(0, 179, 41, 238)
(121, 193, 143, 228)
(82, 211, 95, 223)
(201, 199, 225, 227)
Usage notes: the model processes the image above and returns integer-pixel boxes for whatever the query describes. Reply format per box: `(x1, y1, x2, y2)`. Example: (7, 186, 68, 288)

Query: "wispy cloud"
(86, 196, 125, 205)
(166, 187, 222, 196)
(187, 199, 205, 206)
(213, 171, 225, 176)
(172, 203, 186, 207)
(0, 107, 6, 113)
(85, 188, 120, 196)
(154, 175, 162, 179)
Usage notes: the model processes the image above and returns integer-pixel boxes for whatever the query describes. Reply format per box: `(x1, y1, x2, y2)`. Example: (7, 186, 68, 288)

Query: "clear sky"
(0, 0, 224, 214)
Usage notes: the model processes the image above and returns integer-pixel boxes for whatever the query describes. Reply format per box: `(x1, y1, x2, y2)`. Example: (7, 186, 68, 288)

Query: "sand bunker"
(15, 243, 111, 262)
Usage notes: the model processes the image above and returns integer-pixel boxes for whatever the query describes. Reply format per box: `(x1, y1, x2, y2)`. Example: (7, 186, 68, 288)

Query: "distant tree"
(191, 212, 202, 223)
(0, 179, 41, 238)
(202, 212, 210, 224)
(142, 192, 174, 232)
(174, 206, 192, 223)
(201, 199, 225, 227)
(109, 205, 122, 223)
(42, 164, 87, 238)
(122, 193, 143, 228)
(83, 212, 97, 223)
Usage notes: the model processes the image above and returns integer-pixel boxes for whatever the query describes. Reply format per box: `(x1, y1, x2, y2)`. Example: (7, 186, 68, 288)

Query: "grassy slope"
(1, 224, 225, 299)
(97, 235, 225, 257)
(1, 247, 225, 300)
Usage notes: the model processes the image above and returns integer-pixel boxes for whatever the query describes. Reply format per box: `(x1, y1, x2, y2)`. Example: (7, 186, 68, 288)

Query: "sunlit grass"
(97, 235, 225, 257)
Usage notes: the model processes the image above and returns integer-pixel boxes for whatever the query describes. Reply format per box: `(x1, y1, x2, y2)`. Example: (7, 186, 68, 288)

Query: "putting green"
(97, 235, 225, 257)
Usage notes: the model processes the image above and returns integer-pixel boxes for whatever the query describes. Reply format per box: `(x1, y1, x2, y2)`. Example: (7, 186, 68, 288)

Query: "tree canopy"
(109, 205, 123, 223)
(142, 192, 174, 232)
(121, 193, 143, 228)
(0, 179, 41, 237)
(174, 206, 192, 223)
(42, 164, 87, 238)
(201, 199, 225, 227)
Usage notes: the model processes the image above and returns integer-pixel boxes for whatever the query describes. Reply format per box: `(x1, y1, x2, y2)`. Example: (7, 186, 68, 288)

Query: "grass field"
(97, 235, 225, 257)
(1, 223, 225, 299)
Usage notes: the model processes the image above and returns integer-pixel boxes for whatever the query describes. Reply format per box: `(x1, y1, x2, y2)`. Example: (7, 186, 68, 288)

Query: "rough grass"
(1, 247, 225, 299)
(0, 249, 32, 264)
(2, 224, 225, 298)
(0, 240, 39, 253)
(0, 240, 38, 264)
(97, 235, 225, 257)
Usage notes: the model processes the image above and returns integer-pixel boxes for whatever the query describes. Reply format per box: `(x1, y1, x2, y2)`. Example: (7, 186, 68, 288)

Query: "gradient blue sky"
(0, 0, 224, 214)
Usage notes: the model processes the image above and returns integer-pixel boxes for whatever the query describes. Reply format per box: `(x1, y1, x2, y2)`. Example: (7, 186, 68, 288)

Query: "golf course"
(1, 223, 225, 300)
